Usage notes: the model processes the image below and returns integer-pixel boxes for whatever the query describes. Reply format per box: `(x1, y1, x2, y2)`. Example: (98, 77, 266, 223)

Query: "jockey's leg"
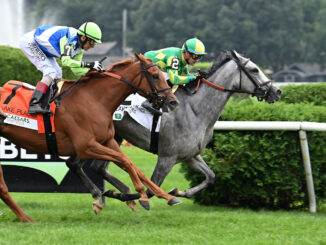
(28, 75, 53, 114)
(19, 32, 57, 115)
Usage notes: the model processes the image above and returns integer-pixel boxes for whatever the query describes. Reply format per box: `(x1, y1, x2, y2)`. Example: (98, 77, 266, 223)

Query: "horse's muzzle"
(265, 85, 282, 104)
(162, 95, 179, 112)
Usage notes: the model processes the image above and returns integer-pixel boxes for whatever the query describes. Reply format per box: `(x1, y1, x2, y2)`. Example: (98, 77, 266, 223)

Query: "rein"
(194, 51, 271, 98)
(53, 60, 171, 106)
(195, 77, 270, 97)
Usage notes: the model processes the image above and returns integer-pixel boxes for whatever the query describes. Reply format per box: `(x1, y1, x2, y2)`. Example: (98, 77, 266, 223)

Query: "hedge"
(280, 83, 326, 106)
(181, 97, 326, 210)
(0, 46, 78, 87)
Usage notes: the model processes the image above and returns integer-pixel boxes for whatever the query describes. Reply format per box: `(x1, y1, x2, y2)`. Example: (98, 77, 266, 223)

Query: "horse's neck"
(177, 62, 237, 127)
(77, 67, 137, 115)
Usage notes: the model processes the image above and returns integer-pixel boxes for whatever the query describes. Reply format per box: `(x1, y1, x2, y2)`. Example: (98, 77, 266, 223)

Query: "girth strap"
(149, 113, 160, 154)
(43, 113, 58, 156)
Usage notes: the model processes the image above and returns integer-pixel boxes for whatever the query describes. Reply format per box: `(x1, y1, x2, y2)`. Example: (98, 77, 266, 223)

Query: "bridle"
(101, 60, 171, 107)
(135, 60, 171, 106)
(195, 50, 272, 101)
(230, 50, 272, 101)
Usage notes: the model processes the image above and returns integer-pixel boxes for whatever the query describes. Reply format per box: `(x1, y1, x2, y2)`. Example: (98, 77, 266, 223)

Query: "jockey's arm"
(59, 37, 89, 76)
(166, 56, 195, 85)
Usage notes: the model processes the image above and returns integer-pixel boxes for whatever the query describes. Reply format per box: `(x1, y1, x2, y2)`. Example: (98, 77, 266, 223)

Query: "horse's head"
(135, 53, 179, 112)
(229, 50, 281, 103)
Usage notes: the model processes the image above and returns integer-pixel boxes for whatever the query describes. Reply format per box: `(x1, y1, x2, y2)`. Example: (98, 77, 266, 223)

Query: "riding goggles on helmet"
(88, 38, 97, 47)
(190, 53, 203, 60)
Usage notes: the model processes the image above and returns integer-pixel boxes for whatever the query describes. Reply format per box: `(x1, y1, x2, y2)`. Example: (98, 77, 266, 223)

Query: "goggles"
(190, 53, 203, 60)
(88, 38, 97, 47)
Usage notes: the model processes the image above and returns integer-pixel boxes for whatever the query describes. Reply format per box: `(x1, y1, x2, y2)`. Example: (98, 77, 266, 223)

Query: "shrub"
(280, 83, 326, 106)
(182, 99, 326, 209)
(0, 46, 42, 85)
(0, 46, 79, 87)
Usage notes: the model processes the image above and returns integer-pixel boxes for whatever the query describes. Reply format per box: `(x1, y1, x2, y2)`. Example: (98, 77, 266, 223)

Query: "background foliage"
(22, 0, 326, 72)
(0, 46, 78, 86)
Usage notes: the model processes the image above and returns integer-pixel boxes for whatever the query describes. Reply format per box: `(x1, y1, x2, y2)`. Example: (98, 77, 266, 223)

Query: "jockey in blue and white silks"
(19, 22, 103, 114)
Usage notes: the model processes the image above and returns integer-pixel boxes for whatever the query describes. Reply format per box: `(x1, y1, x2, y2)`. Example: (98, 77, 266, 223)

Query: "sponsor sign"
(0, 137, 104, 193)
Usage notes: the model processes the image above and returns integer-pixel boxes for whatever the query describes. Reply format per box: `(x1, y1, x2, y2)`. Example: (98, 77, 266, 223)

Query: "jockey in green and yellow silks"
(144, 38, 207, 87)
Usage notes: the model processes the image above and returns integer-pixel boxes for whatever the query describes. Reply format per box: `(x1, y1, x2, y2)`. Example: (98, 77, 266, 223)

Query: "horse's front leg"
(103, 156, 178, 204)
(169, 155, 215, 198)
(82, 139, 181, 210)
(0, 164, 34, 222)
(144, 156, 176, 198)
(90, 159, 137, 211)
(66, 156, 104, 215)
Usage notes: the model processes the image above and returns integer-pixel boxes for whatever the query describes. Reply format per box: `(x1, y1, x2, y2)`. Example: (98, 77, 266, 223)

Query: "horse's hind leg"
(0, 164, 33, 222)
(169, 155, 215, 198)
(66, 156, 104, 215)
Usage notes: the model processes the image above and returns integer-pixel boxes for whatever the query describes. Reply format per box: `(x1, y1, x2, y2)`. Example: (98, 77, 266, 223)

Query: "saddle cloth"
(113, 93, 161, 132)
(0, 81, 56, 133)
(1, 81, 160, 133)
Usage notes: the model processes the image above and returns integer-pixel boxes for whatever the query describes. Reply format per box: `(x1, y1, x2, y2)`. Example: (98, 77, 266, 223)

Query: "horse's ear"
(134, 53, 142, 60)
(231, 50, 240, 61)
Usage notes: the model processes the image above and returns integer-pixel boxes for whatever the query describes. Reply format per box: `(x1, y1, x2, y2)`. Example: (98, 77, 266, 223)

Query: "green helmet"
(181, 38, 207, 55)
(78, 22, 102, 43)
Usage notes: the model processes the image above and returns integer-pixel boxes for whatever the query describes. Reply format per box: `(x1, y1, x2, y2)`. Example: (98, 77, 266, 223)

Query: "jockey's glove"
(83, 61, 103, 71)
(194, 70, 208, 82)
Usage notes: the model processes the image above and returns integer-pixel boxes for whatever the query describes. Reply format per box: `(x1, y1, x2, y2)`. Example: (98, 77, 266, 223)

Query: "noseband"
(230, 50, 272, 100)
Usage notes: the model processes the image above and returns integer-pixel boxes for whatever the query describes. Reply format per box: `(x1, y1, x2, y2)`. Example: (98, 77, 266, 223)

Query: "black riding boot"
(28, 90, 51, 115)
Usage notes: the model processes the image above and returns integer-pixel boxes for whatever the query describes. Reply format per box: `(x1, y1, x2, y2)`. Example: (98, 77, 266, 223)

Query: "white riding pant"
(19, 31, 62, 85)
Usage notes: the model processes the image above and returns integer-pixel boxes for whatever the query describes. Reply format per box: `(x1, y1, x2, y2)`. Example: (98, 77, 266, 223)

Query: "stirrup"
(28, 104, 51, 115)
(141, 101, 162, 116)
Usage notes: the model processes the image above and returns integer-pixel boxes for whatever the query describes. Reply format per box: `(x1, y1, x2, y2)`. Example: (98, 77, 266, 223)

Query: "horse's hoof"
(21, 216, 35, 223)
(126, 200, 137, 211)
(168, 188, 179, 196)
(103, 189, 115, 197)
(93, 199, 104, 215)
(139, 200, 150, 210)
(168, 197, 183, 206)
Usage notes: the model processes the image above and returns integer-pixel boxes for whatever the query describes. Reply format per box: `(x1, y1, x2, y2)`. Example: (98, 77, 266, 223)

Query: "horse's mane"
(206, 51, 233, 78)
(181, 51, 233, 92)
(76, 57, 136, 82)
(107, 57, 135, 72)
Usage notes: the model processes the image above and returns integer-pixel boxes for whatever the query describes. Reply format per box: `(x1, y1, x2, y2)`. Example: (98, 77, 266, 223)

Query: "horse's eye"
(251, 68, 259, 73)
(153, 74, 159, 79)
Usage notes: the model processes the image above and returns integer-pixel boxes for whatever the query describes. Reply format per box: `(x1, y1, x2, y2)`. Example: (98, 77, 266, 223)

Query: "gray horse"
(67, 50, 281, 211)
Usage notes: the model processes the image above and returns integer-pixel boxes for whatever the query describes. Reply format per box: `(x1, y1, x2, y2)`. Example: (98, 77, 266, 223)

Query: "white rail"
(213, 121, 326, 213)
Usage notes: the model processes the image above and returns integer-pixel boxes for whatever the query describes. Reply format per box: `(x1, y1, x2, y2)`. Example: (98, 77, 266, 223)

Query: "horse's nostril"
(276, 89, 282, 95)
(170, 100, 179, 106)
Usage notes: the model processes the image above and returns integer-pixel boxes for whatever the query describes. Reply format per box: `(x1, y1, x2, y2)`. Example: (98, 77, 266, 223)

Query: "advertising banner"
(0, 137, 104, 193)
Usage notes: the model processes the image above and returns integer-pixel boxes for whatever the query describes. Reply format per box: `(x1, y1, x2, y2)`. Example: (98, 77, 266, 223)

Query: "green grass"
(1, 146, 326, 245)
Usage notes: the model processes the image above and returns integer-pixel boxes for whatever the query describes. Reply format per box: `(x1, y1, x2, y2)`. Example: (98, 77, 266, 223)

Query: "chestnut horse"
(0, 53, 181, 222)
